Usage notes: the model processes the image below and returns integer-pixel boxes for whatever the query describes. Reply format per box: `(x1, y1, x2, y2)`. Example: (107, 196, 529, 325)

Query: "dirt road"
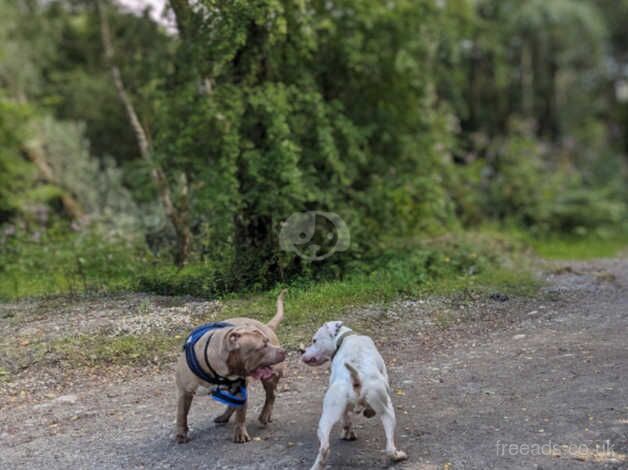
(1, 258, 626, 469)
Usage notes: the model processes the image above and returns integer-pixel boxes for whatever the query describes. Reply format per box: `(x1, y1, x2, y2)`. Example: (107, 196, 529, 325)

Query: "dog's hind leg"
(341, 407, 357, 441)
(311, 384, 346, 470)
(214, 406, 236, 424)
(367, 387, 407, 462)
(380, 403, 407, 462)
(259, 374, 279, 426)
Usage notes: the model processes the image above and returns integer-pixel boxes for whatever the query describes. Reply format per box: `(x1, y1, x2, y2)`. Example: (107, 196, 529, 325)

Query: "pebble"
(55, 394, 78, 404)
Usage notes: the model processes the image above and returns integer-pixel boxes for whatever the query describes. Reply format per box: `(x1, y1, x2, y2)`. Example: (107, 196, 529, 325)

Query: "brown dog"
(175, 291, 287, 444)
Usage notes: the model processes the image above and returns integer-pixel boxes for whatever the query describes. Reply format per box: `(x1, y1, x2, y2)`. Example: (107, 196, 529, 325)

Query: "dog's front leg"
(233, 402, 250, 443)
(175, 389, 194, 443)
(310, 385, 345, 470)
(259, 374, 279, 426)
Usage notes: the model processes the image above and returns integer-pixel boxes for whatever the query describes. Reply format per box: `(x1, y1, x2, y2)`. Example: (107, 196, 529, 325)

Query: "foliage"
(0, 232, 540, 380)
(0, 225, 150, 299)
(449, 123, 627, 234)
(528, 233, 628, 260)
(114, 231, 538, 307)
(0, 0, 627, 300)
(457, 0, 608, 138)
(0, 98, 36, 219)
(147, 0, 468, 284)
(219, 231, 540, 329)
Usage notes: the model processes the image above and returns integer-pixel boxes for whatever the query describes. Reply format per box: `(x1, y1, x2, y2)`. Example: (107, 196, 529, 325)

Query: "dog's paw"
(341, 428, 357, 441)
(214, 413, 232, 425)
(175, 433, 191, 444)
(389, 449, 408, 462)
(233, 427, 251, 443)
(258, 410, 273, 427)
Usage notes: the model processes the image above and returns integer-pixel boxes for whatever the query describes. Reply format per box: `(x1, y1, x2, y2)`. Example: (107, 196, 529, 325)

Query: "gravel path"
(1, 258, 626, 469)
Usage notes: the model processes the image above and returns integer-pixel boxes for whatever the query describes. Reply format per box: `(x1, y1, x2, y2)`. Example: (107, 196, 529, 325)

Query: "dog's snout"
(302, 355, 316, 364)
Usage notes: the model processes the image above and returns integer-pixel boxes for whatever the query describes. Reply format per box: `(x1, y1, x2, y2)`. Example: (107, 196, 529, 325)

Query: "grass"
(0, 230, 542, 375)
(51, 334, 181, 367)
(0, 227, 149, 300)
(0, 225, 540, 302)
(476, 225, 628, 261)
(4, 260, 538, 375)
(221, 265, 539, 328)
(0, 333, 183, 382)
(2, 222, 625, 302)
(530, 233, 628, 260)
(4, 226, 627, 375)
(219, 232, 540, 333)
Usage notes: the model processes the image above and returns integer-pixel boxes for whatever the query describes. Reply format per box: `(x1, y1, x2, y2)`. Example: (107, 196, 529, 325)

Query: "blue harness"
(183, 322, 247, 407)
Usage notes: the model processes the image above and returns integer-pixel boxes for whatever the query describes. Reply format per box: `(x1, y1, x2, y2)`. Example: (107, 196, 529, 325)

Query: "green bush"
(544, 187, 623, 233)
(135, 263, 223, 298)
(0, 225, 149, 300)
(456, 125, 628, 235)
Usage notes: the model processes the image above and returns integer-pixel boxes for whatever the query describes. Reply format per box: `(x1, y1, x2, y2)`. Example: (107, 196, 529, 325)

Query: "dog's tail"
(345, 362, 362, 392)
(267, 289, 286, 331)
(345, 363, 377, 418)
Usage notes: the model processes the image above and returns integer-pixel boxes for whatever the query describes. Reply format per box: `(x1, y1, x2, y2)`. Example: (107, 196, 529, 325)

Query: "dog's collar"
(331, 330, 356, 361)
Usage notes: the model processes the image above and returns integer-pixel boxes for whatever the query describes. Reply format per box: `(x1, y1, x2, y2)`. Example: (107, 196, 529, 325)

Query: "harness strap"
(211, 386, 247, 407)
(203, 332, 237, 387)
(183, 321, 248, 408)
(183, 322, 241, 387)
(184, 330, 215, 385)
(331, 330, 357, 361)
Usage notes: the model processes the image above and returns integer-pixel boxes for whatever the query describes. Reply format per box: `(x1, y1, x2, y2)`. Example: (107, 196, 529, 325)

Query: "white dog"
(301, 321, 407, 469)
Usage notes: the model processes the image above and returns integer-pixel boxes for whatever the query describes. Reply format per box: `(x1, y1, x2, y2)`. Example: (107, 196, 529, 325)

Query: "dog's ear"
(326, 321, 343, 337)
(227, 331, 241, 351)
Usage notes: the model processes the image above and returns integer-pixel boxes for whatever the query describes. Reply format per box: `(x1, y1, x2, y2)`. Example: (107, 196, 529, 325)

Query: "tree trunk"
(22, 143, 84, 221)
(169, 0, 193, 38)
(97, 0, 191, 266)
(168, 0, 214, 95)
(521, 40, 534, 118)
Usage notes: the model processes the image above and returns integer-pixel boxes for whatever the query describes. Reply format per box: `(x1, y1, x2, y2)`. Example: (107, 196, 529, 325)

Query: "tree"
(97, 0, 191, 266)
(459, 0, 607, 140)
(0, 1, 84, 222)
(155, 0, 458, 286)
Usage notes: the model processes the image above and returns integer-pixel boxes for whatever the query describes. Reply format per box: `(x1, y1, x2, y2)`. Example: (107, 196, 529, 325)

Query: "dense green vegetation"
(1, 0, 627, 301)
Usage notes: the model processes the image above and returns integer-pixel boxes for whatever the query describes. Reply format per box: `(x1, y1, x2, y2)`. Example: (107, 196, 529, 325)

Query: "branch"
(168, 0, 193, 38)
(22, 143, 84, 221)
(97, 0, 192, 264)
(97, 0, 150, 159)
(97, 0, 172, 214)
(168, 1, 214, 95)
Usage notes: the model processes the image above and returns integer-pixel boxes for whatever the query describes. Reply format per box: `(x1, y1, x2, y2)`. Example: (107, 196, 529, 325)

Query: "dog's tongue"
(250, 366, 273, 380)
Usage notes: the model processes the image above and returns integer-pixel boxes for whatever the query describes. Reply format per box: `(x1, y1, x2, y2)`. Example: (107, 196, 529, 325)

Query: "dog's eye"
(312, 339, 317, 344)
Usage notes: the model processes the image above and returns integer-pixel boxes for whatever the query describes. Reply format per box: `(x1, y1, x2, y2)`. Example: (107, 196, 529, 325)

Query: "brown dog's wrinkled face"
(301, 321, 342, 366)
(227, 328, 286, 380)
